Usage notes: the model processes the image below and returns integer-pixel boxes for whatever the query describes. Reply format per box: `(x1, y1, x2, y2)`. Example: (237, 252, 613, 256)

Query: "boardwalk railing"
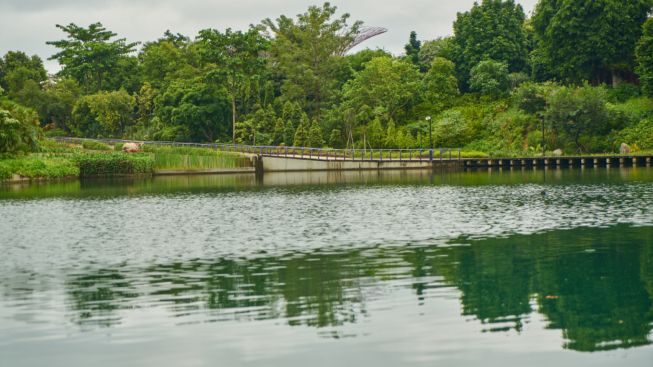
(52, 137, 462, 162)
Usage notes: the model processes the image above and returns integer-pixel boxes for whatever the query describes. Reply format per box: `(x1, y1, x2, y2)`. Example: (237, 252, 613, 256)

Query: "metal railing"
(52, 137, 462, 162)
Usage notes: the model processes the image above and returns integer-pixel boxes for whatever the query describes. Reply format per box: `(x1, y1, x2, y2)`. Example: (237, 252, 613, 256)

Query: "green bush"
(615, 119, 653, 150)
(81, 140, 112, 151)
(0, 105, 41, 154)
(0, 156, 79, 180)
(75, 153, 154, 176)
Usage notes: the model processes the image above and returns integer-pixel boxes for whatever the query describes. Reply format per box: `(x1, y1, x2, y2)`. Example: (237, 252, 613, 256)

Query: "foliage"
(75, 152, 153, 176)
(72, 89, 135, 137)
(197, 27, 269, 143)
(0, 155, 79, 180)
(636, 18, 653, 96)
(422, 57, 459, 113)
(418, 37, 456, 70)
(469, 60, 510, 97)
(342, 57, 421, 122)
(532, 0, 652, 84)
(263, 2, 360, 119)
(452, 0, 529, 88)
(81, 140, 111, 151)
(615, 118, 653, 149)
(154, 78, 230, 142)
(404, 31, 421, 65)
(544, 84, 611, 152)
(47, 22, 139, 93)
(0, 2, 652, 157)
(0, 102, 41, 154)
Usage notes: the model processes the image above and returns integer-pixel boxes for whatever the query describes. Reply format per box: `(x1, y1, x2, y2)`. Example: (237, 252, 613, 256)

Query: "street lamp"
(426, 116, 433, 161)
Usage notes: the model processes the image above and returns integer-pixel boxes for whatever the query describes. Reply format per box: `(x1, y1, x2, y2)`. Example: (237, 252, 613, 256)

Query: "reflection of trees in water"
(434, 226, 653, 352)
(66, 268, 138, 328)
(59, 225, 653, 351)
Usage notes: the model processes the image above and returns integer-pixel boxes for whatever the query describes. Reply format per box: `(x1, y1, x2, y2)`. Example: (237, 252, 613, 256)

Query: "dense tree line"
(1, 1, 653, 155)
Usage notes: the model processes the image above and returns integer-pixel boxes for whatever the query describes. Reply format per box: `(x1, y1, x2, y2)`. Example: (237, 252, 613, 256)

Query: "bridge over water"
(54, 138, 653, 174)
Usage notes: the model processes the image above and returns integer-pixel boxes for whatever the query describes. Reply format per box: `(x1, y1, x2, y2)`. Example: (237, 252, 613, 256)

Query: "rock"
(122, 142, 142, 153)
(552, 149, 563, 157)
(620, 143, 631, 155)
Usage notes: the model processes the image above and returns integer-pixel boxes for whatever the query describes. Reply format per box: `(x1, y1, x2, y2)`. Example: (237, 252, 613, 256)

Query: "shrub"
(81, 140, 112, 151)
(615, 119, 653, 150)
(0, 156, 79, 180)
(75, 153, 153, 176)
(0, 105, 41, 154)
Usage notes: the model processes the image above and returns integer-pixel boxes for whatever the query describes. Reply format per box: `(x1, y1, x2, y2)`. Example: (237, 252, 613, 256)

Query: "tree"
(0, 101, 41, 154)
(544, 84, 610, 152)
(139, 32, 200, 90)
(532, 0, 652, 84)
(404, 31, 421, 65)
(38, 78, 82, 132)
(0, 51, 47, 96)
(342, 57, 421, 123)
(263, 2, 361, 120)
(307, 119, 325, 147)
(346, 49, 392, 73)
(452, 0, 529, 89)
(72, 90, 135, 137)
(154, 78, 230, 142)
(422, 57, 460, 113)
(197, 27, 269, 144)
(434, 110, 469, 148)
(469, 60, 510, 97)
(47, 22, 139, 93)
(418, 37, 456, 71)
(293, 113, 310, 147)
(636, 18, 653, 96)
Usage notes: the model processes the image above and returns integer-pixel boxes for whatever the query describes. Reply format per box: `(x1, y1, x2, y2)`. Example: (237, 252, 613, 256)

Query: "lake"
(1, 168, 652, 366)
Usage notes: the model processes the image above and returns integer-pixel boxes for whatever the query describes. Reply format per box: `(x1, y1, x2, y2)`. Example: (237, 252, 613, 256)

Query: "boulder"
(552, 149, 563, 157)
(620, 143, 631, 155)
(122, 142, 141, 153)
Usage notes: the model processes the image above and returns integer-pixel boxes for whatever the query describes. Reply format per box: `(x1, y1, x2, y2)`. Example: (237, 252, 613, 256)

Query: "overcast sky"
(0, 0, 539, 73)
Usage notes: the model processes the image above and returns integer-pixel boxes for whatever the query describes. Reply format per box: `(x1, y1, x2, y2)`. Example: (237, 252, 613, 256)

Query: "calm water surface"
(1, 168, 652, 366)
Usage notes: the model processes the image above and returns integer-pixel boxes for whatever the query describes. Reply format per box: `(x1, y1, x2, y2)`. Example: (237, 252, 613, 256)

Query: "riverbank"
(0, 140, 252, 183)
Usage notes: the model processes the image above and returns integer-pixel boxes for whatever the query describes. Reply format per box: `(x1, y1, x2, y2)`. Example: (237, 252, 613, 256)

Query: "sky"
(0, 0, 539, 74)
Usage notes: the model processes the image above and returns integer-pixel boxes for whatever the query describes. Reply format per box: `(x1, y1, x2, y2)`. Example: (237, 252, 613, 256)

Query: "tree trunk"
(232, 96, 237, 145)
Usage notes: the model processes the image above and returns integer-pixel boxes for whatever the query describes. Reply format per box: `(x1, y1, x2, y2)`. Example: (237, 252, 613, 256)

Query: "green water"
(1, 168, 652, 366)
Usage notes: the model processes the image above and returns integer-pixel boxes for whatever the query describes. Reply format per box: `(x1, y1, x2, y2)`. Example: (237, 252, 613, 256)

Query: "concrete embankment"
(258, 156, 461, 172)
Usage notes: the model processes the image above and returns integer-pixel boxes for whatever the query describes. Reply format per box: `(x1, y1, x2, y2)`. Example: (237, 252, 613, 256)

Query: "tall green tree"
(0, 51, 47, 96)
(154, 78, 230, 142)
(636, 18, 653, 96)
(404, 31, 421, 66)
(342, 57, 421, 123)
(47, 22, 139, 93)
(139, 31, 199, 89)
(418, 37, 456, 71)
(532, 0, 653, 84)
(263, 2, 361, 120)
(422, 57, 460, 113)
(197, 27, 269, 144)
(452, 0, 529, 89)
(469, 60, 510, 97)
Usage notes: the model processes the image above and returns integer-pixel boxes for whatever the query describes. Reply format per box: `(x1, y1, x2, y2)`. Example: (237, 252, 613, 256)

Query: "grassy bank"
(141, 145, 248, 171)
(1, 140, 253, 182)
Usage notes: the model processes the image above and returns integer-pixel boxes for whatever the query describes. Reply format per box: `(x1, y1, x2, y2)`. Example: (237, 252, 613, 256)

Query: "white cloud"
(0, 0, 539, 74)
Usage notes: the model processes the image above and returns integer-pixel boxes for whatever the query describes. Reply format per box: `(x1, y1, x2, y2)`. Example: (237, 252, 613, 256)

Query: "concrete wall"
(260, 156, 461, 172)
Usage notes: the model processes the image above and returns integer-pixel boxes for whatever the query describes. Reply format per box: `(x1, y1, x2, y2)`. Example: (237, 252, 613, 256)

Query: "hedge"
(75, 153, 154, 176)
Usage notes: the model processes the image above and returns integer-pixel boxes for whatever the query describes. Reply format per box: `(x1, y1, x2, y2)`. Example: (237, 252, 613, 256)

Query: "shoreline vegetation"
(1, 1, 653, 183)
(0, 140, 250, 182)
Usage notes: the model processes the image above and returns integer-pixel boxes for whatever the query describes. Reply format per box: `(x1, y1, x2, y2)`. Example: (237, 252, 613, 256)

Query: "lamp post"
(426, 116, 433, 161)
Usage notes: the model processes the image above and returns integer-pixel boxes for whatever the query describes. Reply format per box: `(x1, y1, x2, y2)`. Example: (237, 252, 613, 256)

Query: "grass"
(81, 140, 112, 151)
(0, 155, 79, 180)
(75, 153, 154, 176)
(142, 145, 249, 170)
